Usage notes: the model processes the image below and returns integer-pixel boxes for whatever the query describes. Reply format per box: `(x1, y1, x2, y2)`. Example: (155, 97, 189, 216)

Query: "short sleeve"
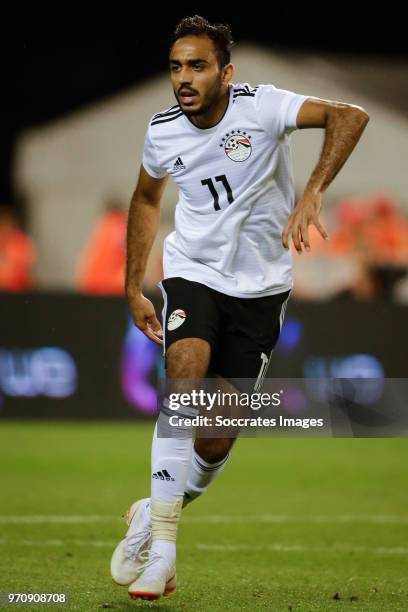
(255, 84, 309, 139)
(142, 126, 167, 179)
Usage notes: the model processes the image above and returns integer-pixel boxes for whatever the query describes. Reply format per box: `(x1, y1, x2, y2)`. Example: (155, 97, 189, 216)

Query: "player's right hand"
(127, 292, 163, 346)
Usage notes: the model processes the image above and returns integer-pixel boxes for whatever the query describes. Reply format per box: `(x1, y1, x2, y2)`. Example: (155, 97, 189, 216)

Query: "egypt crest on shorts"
(167, 309, 187, 331)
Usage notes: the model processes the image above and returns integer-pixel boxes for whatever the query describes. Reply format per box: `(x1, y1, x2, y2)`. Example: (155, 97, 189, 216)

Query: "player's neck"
(188, 86, 230, 129)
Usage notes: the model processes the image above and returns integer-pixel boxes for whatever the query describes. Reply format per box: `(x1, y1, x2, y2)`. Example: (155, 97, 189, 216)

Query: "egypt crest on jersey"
(221, 130, 252, 162)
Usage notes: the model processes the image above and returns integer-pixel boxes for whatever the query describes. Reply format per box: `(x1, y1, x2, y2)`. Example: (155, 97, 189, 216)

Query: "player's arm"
(125, 164, 168, 345)
(282, 97, 370, 253)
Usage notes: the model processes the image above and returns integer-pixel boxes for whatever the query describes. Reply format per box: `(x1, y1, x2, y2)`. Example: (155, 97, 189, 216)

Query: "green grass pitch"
(0, 421, 407, 611)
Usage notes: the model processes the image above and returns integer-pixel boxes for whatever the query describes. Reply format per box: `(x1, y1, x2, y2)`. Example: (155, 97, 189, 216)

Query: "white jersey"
(142, 82, 309, 298)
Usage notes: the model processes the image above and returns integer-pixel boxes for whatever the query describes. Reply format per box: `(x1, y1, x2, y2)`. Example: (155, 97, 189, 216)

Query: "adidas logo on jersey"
(172, 156, 186, 171)
(152, 469, 175, 481)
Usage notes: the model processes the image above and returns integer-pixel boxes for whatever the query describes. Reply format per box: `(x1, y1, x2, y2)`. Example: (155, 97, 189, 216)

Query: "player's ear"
(222, 63, 234, 85)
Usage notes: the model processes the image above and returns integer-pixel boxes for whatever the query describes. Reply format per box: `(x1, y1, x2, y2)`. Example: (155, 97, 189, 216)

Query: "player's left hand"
(282, 190, 329, 254)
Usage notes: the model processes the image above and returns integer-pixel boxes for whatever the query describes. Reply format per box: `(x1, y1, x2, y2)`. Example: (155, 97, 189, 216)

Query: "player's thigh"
(159, 277, 220, 379)
(166, 338, 210, 378)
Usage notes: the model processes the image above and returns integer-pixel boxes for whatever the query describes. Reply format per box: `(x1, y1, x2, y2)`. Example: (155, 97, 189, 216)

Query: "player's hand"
(127, 291, 163, 346)
(282, 190, 329, 254)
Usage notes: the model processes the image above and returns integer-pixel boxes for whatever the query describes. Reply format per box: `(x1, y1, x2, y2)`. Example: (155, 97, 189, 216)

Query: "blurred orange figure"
(0, 205, 36, 292)
(77, 200, 127, 295)
(329, 193, 408, 301)
(329, 193, 408, 265)
(363, 193, 408, 266)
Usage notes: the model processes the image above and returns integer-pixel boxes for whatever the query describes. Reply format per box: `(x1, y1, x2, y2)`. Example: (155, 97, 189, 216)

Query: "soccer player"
(110, 15, 369, 600)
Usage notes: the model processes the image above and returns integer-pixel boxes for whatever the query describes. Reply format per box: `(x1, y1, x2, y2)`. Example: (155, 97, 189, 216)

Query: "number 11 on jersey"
(201, 175, 234, 210)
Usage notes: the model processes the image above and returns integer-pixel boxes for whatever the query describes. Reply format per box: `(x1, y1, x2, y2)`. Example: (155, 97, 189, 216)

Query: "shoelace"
(125, 526, 152, 561)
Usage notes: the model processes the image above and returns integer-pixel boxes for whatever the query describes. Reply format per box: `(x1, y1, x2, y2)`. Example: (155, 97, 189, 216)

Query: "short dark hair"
(171, 15, 234, 68)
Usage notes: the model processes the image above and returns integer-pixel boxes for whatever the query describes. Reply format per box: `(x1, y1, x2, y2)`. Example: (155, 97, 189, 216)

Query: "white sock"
(183, 446, 229, 507)
(150, 411, 193, 565)
(151, 420, 193, 500)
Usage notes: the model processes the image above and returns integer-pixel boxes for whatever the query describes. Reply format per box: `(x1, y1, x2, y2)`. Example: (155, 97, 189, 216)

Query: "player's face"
(169, 35, 232, 116)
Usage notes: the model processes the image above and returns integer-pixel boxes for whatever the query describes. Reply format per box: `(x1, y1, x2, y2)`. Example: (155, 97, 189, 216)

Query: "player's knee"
(195, 438, 232, 464)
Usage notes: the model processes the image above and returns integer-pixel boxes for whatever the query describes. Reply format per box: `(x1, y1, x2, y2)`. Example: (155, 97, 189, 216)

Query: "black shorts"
(159, 277, 291, 390)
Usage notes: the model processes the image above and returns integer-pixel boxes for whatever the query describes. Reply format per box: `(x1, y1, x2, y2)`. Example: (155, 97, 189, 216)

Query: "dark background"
(2, 8, 407, 206)
(1, 292, 405, 419)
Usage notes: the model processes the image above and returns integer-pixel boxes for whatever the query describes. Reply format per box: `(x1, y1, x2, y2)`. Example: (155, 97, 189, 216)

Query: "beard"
(173, 84, 221, 117)
(181, 101, 212, 117)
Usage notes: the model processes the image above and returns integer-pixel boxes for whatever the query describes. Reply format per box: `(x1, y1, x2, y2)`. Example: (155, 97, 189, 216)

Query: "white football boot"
(110, 498, 152, 585)
(128, 550, 176, 601)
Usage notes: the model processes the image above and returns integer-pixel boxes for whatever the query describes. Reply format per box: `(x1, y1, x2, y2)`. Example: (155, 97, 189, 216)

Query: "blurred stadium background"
(1, 12, 407, 610)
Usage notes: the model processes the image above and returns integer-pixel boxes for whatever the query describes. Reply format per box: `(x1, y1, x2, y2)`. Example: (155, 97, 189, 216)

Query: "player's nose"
(178, 66, 192, 84)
